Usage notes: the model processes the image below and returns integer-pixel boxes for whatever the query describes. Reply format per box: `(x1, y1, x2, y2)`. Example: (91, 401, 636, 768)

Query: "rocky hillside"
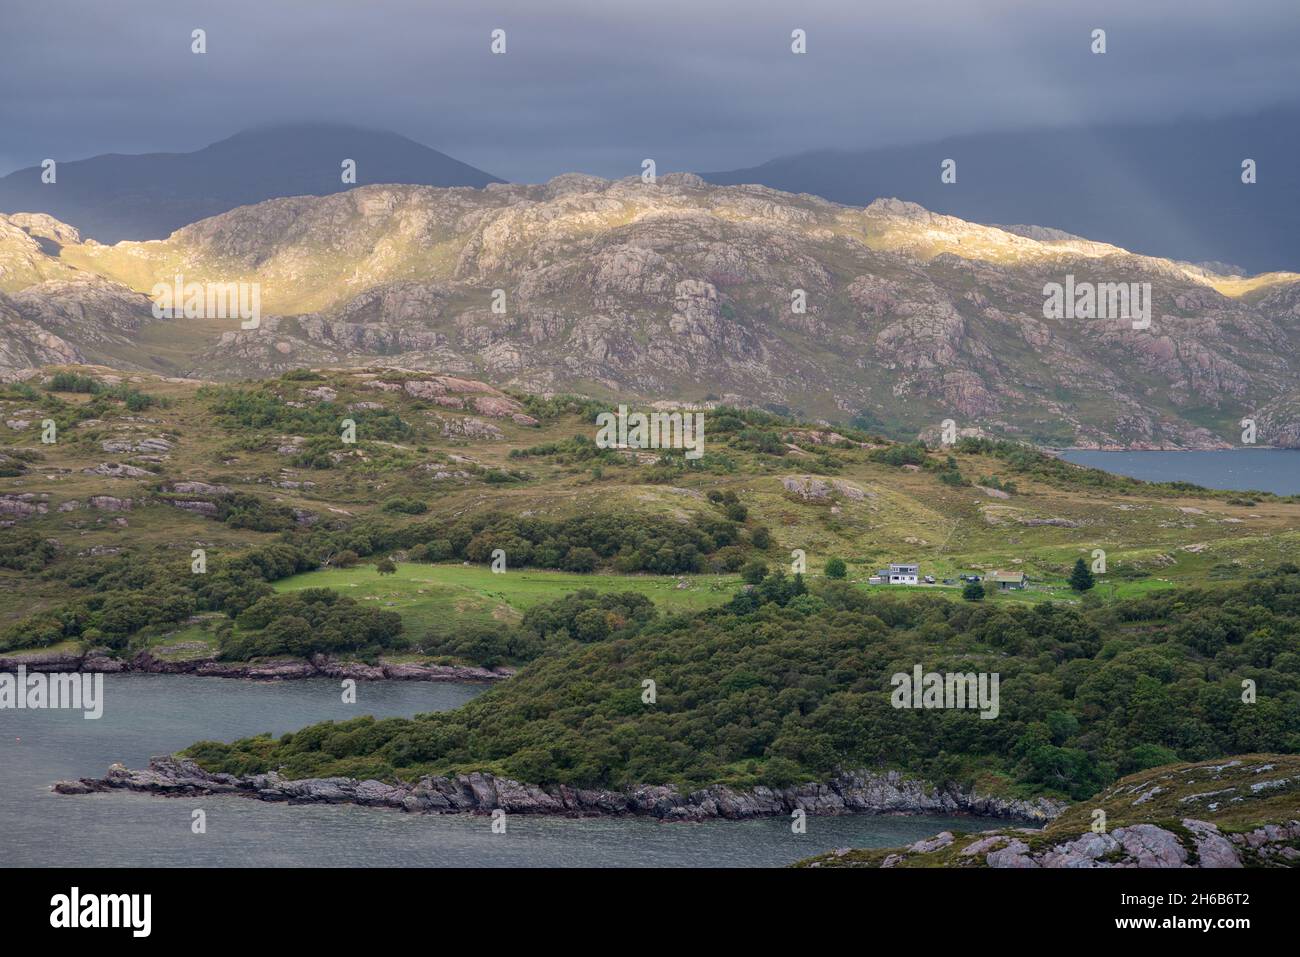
(800, 755, 1300, 868)
(3, 177, 1300, 448)
(5, 364, 1297, 632)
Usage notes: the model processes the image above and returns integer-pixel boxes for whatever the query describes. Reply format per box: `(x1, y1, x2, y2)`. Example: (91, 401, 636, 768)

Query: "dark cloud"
(2, 0, 1298, 179)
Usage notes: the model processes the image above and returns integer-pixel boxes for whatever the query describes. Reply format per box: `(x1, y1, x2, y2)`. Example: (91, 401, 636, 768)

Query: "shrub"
(424, 539, 453, 562)
(382, 497, 428, 515)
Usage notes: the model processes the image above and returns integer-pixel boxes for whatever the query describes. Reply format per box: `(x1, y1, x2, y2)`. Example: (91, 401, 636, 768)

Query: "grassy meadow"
(272, 562, 741, 634)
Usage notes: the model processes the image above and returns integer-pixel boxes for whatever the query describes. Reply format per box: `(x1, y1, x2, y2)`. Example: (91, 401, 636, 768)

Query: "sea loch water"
(1058, 449, 1300, 495)
(1, 674, 975, 867)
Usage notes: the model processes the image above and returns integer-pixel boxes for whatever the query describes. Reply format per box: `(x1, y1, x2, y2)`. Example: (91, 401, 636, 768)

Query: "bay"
(1, 674, 977, 867)
(1057, 449, 1300, 495)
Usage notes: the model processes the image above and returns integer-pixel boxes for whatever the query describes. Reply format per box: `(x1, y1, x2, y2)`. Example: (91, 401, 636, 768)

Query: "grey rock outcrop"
(7, 183, 1297, 448)
(810, 816, 1300, 868)
(0, 649, 509, 684)
(54, 757, 1064, 823)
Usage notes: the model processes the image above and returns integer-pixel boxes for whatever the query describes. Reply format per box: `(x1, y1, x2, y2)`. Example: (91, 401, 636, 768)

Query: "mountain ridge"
(2, 177, 1299, 449)
(703, 107, 1300, 275)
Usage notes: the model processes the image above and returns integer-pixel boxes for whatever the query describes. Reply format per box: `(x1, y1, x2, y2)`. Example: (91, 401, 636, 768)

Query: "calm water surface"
(1, 674, 976, 867)
(1058, 449, 1300, 495)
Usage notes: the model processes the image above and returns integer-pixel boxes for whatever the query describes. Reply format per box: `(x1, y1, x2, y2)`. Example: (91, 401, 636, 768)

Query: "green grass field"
(271, 562, 744, 635)
(4, 365, 1297, 648)
(842, 576, 1176, 605)
(270, 559, 1176, 638)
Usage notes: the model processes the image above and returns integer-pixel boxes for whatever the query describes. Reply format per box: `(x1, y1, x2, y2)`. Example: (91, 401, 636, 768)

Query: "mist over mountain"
(704, 108, 1300, 275)
(0, 124, 503, 243)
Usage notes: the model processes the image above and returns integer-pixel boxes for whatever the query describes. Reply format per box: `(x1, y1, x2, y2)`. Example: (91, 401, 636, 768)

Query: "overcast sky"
(3, 0, 1298, 181)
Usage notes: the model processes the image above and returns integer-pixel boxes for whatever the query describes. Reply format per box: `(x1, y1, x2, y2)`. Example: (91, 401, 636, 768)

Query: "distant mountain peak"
(704, 108, 1300, 274)
(994, 224, 1088, 244)
(0, 124, 503, 243)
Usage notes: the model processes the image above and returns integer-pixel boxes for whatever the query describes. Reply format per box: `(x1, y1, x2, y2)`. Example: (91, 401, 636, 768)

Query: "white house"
(887, 563, 919, 585)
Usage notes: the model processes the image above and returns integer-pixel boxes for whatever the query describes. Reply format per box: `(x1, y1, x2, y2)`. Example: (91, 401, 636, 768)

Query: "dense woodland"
(0, 507, 758, 658)
(186, 565, 1300, 802)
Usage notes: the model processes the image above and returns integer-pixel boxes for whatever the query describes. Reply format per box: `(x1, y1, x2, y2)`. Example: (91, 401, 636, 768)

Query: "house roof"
(990, 570, 1026, 582)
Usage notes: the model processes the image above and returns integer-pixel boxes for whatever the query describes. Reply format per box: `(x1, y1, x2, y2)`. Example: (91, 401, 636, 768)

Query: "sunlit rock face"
(3, 182, 1299, 448)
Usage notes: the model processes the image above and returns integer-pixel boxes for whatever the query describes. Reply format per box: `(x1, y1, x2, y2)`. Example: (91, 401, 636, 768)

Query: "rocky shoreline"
(800, 755, 1300, 868)
(803, 819, 1300, 868)
(54, 755, 1066, 823)
(0, 649, 510, 683)
(1045, 443, 1294, 453)
(1045, 443, 1235, 452)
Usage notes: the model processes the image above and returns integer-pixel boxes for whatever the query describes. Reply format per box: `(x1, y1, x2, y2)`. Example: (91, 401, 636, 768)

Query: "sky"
(2, 0, 1299, 181)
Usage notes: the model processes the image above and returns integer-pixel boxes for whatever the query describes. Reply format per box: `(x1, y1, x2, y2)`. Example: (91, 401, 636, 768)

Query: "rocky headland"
(54, 755, 1064, 824)
(0, 648, 509, 683)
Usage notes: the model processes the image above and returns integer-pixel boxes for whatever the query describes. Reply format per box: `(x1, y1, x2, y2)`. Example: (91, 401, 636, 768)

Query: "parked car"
(923, 575, 936, 584)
